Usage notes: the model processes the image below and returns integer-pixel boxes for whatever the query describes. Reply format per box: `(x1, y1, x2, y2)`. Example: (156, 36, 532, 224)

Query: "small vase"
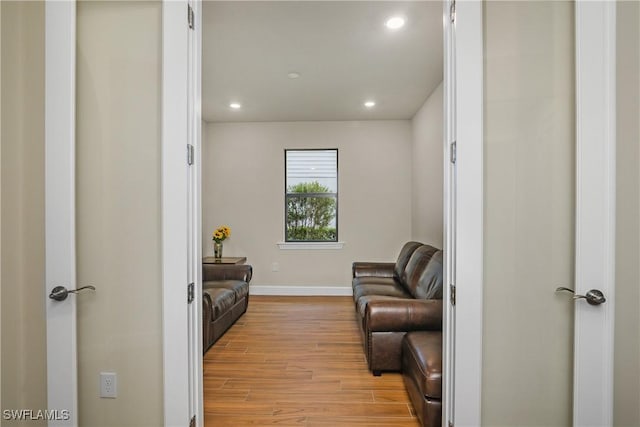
(213, 242, 223, 259)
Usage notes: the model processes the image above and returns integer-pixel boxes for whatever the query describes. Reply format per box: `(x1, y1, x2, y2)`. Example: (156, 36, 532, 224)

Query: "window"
(285, 149, 338, 242)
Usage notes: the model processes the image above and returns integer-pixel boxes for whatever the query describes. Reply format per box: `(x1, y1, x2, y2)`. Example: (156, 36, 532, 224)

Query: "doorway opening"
(196, 1, 447, 425)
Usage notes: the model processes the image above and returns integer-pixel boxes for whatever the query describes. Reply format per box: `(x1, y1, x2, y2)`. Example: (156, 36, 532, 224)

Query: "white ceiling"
(202, 1, 443, 123)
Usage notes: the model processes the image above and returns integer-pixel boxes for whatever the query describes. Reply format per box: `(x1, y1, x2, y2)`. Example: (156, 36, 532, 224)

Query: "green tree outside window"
(286, 181, 337, 241)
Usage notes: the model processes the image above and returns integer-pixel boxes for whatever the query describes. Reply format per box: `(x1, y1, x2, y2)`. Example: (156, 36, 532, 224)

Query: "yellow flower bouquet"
(212, 225, 231, 243)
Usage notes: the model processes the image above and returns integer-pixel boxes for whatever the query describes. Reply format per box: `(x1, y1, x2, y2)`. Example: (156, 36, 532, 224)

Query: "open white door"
(44, 1, 79, 425)
(443, 1, 484, 426)
(446, 1, 616, 426)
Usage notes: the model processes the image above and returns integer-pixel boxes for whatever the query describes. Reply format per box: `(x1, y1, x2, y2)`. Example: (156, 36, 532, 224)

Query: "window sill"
(277, 241, 345, 250)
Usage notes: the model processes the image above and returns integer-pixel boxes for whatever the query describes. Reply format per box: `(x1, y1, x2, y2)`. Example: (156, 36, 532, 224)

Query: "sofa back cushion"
(414, 250, 443, 300)
(401, 245, 442, 299)
(202, 264, 252, 283)
(394, 241, 424, 279)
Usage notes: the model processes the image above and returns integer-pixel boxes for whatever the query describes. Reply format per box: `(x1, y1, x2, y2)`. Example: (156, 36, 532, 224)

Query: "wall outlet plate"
(100, 372, 117, 398)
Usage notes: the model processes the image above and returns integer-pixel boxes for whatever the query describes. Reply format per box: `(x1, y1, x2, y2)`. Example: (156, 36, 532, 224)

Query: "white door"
(44, 1, 80, 426)
(446, 1, 616, 426)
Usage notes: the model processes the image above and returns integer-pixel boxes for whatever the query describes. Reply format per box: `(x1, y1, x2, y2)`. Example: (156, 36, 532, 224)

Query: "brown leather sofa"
(402, 330, 442, 427)
(352, 241, 443, 427)
(202, 264, 252, 353)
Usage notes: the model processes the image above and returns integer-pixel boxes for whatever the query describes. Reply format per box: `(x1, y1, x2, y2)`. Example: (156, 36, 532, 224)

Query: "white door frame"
(444, 1, 617, 426)
(46, 1, 199, 425)
(573, 2, 616, 424)
(442, 0, 457, 421)
(45, 0, 617, 425)
(162, 0, 204, 425)
(442, 1, 484, 426)
(186, 0, 204, 425)
(45, 1, 78, 425)
(161, 0, 197, 426)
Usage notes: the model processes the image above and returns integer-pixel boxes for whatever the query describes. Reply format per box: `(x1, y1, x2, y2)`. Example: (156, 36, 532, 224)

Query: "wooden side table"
(202, 257, 247, 265)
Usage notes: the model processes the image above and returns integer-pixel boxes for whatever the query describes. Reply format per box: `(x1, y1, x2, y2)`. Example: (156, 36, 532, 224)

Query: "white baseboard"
(250, 285, 353, 296)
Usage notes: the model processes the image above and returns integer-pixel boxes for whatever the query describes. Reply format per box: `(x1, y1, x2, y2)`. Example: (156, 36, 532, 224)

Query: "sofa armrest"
(352, 262, 395, 279)
(202, 292, 211, 351)
(202, 291, 213, 321)
(203, 264, 253, 283)
(365, 299, 443, 332)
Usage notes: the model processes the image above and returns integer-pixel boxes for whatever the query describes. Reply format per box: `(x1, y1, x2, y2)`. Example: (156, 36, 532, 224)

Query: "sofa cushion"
(402, 331, 442, 399)
(352, 276, 401, 296)
(203, 280, 249, 302)
(352, 276, 398, 289)
(356, 294, 410, 319)
(353, 281, 412, 302)
(414, 251, 443, 300)
(402, 245, 440, 299)
(394, 241, 424, 279)
(203, 288, 236, 320)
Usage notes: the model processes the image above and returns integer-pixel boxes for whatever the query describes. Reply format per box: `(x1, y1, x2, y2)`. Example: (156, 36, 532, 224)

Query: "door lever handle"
(555, 286, 606, 306)
(49, 285, 96, 302)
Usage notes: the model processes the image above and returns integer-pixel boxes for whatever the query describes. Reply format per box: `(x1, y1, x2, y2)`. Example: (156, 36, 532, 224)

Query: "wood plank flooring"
(204, 296, 420, 426)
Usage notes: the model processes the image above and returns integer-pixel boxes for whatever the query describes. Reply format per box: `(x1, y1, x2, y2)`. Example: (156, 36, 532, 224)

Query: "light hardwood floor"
(204, 295, 420, 426)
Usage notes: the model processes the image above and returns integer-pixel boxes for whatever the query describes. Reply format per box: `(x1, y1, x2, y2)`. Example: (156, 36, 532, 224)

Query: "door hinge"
(187, 282, 195, 304)
(450, 284, 456, 306)
(189, 415, 196, 427)
(450, 141, 457, 164)
(188, 4, 195, 30)
(187, 144, 194, 166)
(449, 421, 454, 427)
(450, 0, 456, 23)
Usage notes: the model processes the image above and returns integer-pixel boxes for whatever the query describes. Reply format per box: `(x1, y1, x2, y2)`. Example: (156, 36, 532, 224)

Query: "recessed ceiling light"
(287, 72, 301, 79)
(364, 101, 376, 108)
(385, 16, 406, 30)
(229, 102, 241, 109)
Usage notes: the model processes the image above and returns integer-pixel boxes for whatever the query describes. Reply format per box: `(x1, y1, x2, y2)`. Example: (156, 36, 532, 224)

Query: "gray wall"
(76, 2, 163, 425)
(202, 120, 414, 289)
(614, 1, 640, 425)
(482, 2, 575, 425)
(1, 3, 47, 425)
(412, 82, 444, 248)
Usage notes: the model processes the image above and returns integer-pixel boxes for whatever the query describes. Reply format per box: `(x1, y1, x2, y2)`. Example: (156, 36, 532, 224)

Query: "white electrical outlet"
(100, 372, 117, 398)
(271, 262, 279, 272)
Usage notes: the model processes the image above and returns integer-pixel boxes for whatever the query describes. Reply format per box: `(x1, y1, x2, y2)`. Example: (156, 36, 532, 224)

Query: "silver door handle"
(49, 285, 96, 301)
(555, 286, 606, 306)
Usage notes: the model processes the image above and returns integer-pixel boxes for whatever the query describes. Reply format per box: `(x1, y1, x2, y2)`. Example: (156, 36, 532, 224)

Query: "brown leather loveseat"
(202, 264, 252, 353)
(352, 241, 443, 427)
